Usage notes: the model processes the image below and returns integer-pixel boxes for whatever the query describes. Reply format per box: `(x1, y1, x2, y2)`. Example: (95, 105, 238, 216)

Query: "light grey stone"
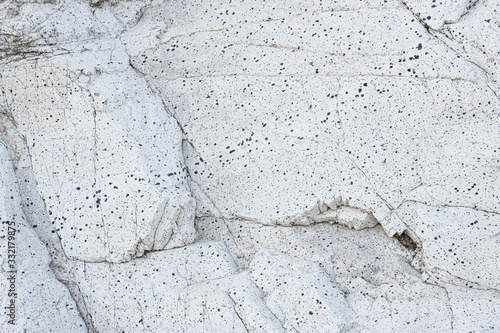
(0, 142, 86, 332)
(0, 1, 196, 263)
(0, 0, 498, 331)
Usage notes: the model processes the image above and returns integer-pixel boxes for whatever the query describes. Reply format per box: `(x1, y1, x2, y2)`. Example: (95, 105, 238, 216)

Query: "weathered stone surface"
(0, 141, 86, 332)
(197, 217, 498, 332)
(0, 0, 196, 263)
(398, 203, 500, 290)
(401, 0, 478, 30)
(128, 0, 500, 239)
(249, 249, 354, 332)
(0, 0, 498, 332)
(66, 241, 249, 332)
(443, 0, 500, 95)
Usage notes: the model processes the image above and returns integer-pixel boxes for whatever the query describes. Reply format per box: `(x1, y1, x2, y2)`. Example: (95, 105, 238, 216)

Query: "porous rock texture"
(0, 0, 499, 332)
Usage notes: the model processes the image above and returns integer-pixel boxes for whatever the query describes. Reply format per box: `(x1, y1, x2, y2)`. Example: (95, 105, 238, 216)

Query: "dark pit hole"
(394, 230, 418, 252)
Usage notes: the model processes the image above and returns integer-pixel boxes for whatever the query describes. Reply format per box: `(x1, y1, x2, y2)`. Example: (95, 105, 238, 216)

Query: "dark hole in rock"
(394, 230, 418, 252)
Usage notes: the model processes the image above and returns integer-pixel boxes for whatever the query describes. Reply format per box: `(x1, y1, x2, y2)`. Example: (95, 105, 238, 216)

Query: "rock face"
(0, 0, 498, 332)
(0, 1, 196, 263)
(0, 141, 86, 332)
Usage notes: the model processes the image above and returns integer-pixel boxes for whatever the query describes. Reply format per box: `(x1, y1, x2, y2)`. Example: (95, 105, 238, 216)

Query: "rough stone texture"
(0, 0, 196, 263)
(0, 0, 499, 332)
(0, 141, 86, 332)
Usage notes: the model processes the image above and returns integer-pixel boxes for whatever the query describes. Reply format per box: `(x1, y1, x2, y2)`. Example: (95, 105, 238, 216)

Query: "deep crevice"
(394, 230, 418, 252)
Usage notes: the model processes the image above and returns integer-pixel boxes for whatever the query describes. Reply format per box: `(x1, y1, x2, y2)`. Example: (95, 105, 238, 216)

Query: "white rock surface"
(128, 0, 500, 238)
(0, 140, 86, 332)
(0, 0, 498, 332)
(249, 249, 354, 332)
(0, 0, 196, 263)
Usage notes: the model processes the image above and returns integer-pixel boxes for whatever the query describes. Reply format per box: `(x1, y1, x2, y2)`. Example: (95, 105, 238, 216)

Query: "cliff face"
(0, 1, 499, 332)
